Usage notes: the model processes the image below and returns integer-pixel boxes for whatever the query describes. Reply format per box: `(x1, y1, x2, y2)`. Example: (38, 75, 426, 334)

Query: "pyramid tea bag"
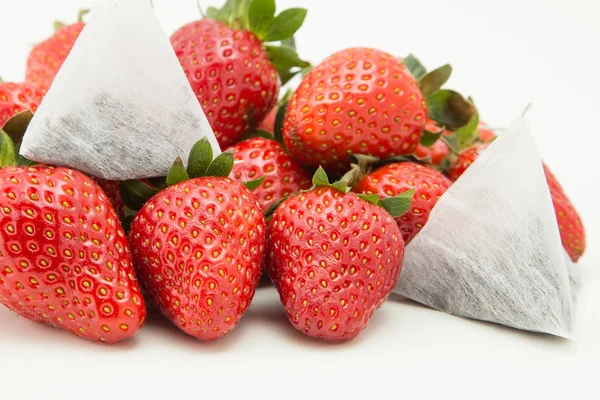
(20, 0, 220, 180)
(394, 118, 581, 338)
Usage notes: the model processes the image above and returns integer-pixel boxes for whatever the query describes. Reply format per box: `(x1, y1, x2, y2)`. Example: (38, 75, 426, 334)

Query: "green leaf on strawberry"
(378, 189, 415, 218)
(267, 45, 310, 71)
(426, 90, 476, 128)
(187, 137, 213, 178)
(263, 8, 307, 42)
(247, 0, 276, 38)
(281, 36, 296, 49)
(420, 129, 444, 147)
(204, 0, 308, 84)
(243, 176, 266, 190)
(403, 54, 427, 79)
(357, 193, 380, 204)
(167, 156, 191, 186)
(2, 110, 34, 151)
(205, 6, 219, 18)
(119, 179, 160, 211)
(312, 166, 331, 187)
(205, 150, 235, 177)
(0, 129, 16, 167)
(418, 64, 452, 97)
(456, 109, 480, 149)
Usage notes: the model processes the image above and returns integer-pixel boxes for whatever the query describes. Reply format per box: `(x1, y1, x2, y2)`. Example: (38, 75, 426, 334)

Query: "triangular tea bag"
(394, 118, 579, 338)
(20, 0, 220, 180)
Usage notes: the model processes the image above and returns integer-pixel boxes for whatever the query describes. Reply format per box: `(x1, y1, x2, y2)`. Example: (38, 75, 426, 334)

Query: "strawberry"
(267, 168, 413, 341)
(227, 137, 311, 211)
(544, 165, 586, 262)
(449, 144, 586, 262)
(257, 106, 277, 133)
(448, 143, 487, 182)
(25, 12, 87, 92)
(0, 165, 146, 343)
(0, 81, 43, 129)
(128, 138, 266, 340)
(171, 1, 309, 147)
(92, 178, 125, 219)
(354, 162, 452, 244)
(477, 121, 496, 142)
(413, 119, 451, 165)
(283, 47, 428, 174)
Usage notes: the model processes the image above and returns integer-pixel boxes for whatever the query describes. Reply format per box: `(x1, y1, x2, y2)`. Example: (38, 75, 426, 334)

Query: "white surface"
(0, 0, 598, 399)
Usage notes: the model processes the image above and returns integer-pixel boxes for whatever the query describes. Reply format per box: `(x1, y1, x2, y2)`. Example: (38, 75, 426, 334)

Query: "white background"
(1, 0, 598, 399)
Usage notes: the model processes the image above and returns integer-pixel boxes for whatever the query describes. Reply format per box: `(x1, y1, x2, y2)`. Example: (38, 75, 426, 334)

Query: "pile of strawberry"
(0, 0, 585, 344)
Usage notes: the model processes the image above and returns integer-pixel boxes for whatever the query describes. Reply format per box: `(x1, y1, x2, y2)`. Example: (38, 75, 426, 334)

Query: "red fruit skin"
(544, 165, 586, 262)
(448, 144, 487, 181)
(267, 187, 404, 341)
(129, 177, 266, 340)
(354, 162, 452, 244)
(414, 139, 449, 166)
(258, 106, 277, 133)
(25, 23, 85, 92)
(0, 82, 43, 128)
(413, 120, 451, 165)
(478, 121, 496, 142)
(171, 19, 280, 148)
(449, 146, 586, 262)
(227, 137, 312, 211)
(92, 178, 125, 218)
(283, 47, 427, 173)
(0, 166, 146, 343)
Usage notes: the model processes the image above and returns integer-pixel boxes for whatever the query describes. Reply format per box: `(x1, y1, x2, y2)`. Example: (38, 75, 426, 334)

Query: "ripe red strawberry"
(544, 165, 585, 262)
(258, 106, 277, 133)
(171, 3, 308, 147)
(128, 137, 266, 340)
(354, 162, 452, 244)
(227, 137, 311, 211)
(449, 145, 586, 262)
(92, 178, 125, 218)
(413, 119, 451, 165)
(0, 165, 146, 343)
(283, 47, 427, 174)
(0, 81, 43, 128)
(130, 177, 265, 340)
(267, 169, 411, 341)
(448, 143, 487, 181)
(478, 121, 496, 142)
(25, 21, 85, 92)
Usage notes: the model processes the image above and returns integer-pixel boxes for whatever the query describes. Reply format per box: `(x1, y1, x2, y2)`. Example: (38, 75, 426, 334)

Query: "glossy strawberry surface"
(171, 19, 280, 147)
(268, 187, 404, 341)
(0, 82, 43, 128)
(354, 162, 452, 244)
(228, 137, 311, 211)
(0, 166, 146, 343)
(283, 47, 427, 173)
(129, 177, 266, 340)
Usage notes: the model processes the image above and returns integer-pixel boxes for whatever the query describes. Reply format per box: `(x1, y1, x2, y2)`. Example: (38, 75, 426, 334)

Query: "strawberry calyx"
(312, 166, 415, 219)
(120, 137, 264, 220)
(120, 137, 235, 212)
(53, 8, 89, 31)
(202, 0, 310, 82)
(402, 54, 479, 150)
(0, 111, 37, 168)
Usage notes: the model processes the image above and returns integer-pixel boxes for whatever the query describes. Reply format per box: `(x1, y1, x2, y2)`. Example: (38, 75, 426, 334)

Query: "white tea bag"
(395, 118, 579, 338)
(20, 0, 220, 180)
